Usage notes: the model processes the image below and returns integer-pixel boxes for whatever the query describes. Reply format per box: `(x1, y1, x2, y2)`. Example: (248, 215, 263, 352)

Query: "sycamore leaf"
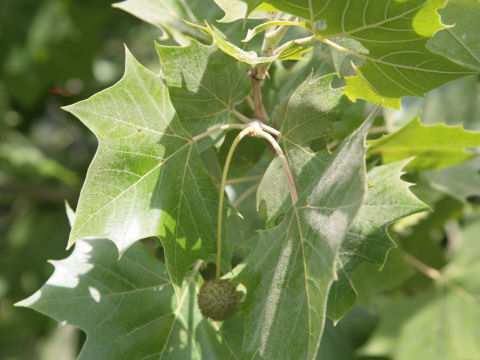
(257, 74, 345, 223)
(368, 117, 480, 170)
(428, 0, 480, 71)
(360, 216, 480, 360)
(235, 105, 374, 360)
(17, 239, 242, 359)
(256, 75, 426, 325)
(261, 47, 337, 121)
(242, 20, 309, 42)
(213, 0, 271, 23)
(249, 0, 477, 108)
(155, 40, 251, 137)
(189, 22, 313, 65)
(112, 0, 221, 42)
(64, 45, 247, 289)
(326, 160, 428, 323)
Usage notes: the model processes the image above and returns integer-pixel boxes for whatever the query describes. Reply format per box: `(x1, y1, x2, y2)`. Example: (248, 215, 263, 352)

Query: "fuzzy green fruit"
(197, 279, 239, 321)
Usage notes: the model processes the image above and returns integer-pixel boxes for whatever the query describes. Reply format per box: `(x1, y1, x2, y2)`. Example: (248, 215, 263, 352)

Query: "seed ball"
(197, 279, 239, 321)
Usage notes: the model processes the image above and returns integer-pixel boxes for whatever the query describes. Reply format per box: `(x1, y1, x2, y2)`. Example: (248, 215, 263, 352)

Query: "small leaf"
(17, 239, 242, 359)
(112, 0, 220, 42)
(214, 0, 270, 23)
(188, 22, 276, 65)
(189, 22, 313, 65)
(243, 20, 309, 42)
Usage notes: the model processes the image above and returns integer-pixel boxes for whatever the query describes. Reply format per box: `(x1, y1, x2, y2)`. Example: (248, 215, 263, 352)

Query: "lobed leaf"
(64, 45, 248, 289)
(113, 0, 217, 42)
(155, 40, 251, 137)
(189, 22, 312, 65)
(214, 0, 271, 23)
(327, 159, 428, 322)
(427, 0, 480, 71)
(17, 239, 242, 359)
(257, 74, 344, 223)
(235, 99, 374, 359)
(248, 0, 478, 108)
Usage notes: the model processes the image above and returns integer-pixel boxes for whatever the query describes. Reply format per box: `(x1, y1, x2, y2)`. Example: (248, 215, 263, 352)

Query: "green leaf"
(243, 20, 309, 42)
(261, 49, 336, 121)
(112, 0, 220, 42)
(218, 130, 267, 179)
(368, 117, 480, 170)
(17, 239, 242, 359)
(383, 76, 480, 133)
(326, 159, 428, 323)
(189, 22, 313, 65)
(214, 0, 270, 23)
(188, 22, 276, 65)
(155, 40, 251, 137)
(428, 0, 480, 70)
(257, 74, 345, 223)
(360, 215, 480, 360)
(253, 0, 478, 108)
(63, 47, 236, 289)
(235, 110, 374, 359)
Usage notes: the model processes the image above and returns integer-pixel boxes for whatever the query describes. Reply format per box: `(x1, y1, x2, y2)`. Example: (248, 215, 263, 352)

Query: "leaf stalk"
(216, 121, 298, 280)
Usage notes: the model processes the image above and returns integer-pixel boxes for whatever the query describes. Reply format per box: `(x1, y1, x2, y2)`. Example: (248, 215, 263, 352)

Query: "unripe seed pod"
(197, 279, 239, 321)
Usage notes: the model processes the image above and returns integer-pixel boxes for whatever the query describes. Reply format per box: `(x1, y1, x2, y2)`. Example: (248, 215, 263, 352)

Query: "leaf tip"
(14, 290, 41, 308)
(66, 237, 75, 251)
(65, 200, 76, 228)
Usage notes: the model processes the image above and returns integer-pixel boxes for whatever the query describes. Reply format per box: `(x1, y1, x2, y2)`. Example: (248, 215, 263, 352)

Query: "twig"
(403, 252, 479, 305)
(403, 253, 442, 280)
(248, 15, 298, 123)
(248, 68, 265, 121)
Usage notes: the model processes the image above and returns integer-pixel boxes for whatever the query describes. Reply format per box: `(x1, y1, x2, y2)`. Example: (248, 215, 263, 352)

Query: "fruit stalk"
(217, 127, 252, 280)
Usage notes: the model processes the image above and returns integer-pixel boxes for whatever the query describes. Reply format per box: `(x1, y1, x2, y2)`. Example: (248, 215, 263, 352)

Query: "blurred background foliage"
(0, 0, 162, 358)
(1, 0, 480, 359)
